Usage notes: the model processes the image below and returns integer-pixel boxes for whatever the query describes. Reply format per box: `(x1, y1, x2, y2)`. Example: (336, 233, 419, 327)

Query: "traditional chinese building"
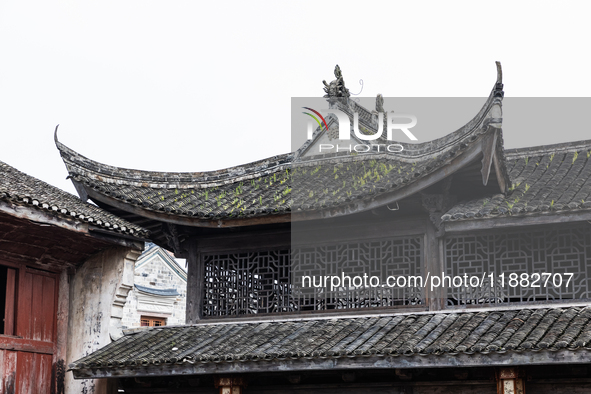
(61, 64, 591, 393)
(121, 244, 187, 329)
(0, 158, 147, 393)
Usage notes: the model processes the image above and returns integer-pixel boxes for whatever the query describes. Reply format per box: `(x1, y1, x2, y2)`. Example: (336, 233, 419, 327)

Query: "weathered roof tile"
(70, 305, 591, 376)
(443, 141, 591, 222)
(56, 104, 508, 223)
(0, 160, 148, 237)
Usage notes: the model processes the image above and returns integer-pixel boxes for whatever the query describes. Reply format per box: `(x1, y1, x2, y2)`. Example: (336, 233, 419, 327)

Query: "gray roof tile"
(56, 118, 505, 222)
(0, 160, 148, 237)
(442, 140, 591, 222)
(70, 305, 591, 373)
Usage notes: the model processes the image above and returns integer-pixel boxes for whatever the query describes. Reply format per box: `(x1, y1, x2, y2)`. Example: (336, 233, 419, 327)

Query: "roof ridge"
(160, 302, 591, 328)
(56, 136, 294, 185)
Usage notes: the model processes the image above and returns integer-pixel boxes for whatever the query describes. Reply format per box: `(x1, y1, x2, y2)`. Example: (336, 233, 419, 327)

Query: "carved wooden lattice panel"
(445, 226, 591, 306)
(203, 237, 423, 317)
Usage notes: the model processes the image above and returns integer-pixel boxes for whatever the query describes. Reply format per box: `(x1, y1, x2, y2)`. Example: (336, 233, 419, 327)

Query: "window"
(0, 264, 17, 335)
(445, 225, 591, 307)
(140, 316, 166, 327)
(203, 237, 424, 317)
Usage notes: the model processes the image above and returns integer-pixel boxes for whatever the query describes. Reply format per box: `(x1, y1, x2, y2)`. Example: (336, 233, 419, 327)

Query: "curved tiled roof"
(0, 160, 148, 237)
(442, 140, 591, 222)
(56, 75, 507, 225)
(70, 305, 591, 376)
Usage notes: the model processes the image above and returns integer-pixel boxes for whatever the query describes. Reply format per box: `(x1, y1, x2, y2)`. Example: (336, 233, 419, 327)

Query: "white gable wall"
(121, 250, 187, 328)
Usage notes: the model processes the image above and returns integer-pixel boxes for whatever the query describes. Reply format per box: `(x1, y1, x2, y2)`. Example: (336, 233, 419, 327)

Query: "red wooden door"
(1, 265, 57, 394)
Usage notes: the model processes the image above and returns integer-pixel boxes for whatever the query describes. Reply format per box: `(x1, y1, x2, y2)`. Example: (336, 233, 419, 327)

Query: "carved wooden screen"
(202, 237, 423, 317)
(445, 225, 591, 307)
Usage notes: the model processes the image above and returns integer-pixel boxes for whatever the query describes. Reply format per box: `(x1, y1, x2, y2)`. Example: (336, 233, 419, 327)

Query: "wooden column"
(4, 267, 16, 335)
(425, 220, 444, 311)
(437, 237, 447, 310)
(53, 269, 69, 392)
(421, 190, 453, 311)
(185, 239, 203, 324)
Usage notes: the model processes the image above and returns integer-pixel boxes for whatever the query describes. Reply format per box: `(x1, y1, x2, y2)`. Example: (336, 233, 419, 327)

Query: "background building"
(0, 159, 147, 393)
(122, 244, 187, 329)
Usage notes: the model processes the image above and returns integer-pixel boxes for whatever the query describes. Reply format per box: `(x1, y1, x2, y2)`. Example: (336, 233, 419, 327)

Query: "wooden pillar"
(185, 239, 203, 324)
(437, 237, 446, 310)
(53, 269, 69, 393)
(496, 367, 525, 394)
(425, 219, 445, 311)
(3, 267, 16, 335)
(214, 376, 247, 394)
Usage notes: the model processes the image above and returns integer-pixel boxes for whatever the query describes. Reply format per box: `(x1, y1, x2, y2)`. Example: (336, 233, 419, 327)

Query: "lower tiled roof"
(70, 305, 591, 375)
(0, 160, 148, 237)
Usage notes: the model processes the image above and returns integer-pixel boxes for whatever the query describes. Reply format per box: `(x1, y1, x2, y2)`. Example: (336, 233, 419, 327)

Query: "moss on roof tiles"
(443, 143, 591, 222)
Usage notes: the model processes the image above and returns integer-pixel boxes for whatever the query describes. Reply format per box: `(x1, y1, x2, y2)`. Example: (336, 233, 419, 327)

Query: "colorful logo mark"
(302, 107, 329, 132)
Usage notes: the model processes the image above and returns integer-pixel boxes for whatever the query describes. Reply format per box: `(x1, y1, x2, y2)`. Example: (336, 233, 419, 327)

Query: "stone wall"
(121, 249, 187, 328)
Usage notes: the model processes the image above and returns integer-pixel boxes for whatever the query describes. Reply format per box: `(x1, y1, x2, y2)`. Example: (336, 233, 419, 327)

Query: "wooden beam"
(0, 200, 88, 234)
(492, 146, 508, 194)
(480, 130, 498, 186)
(195, 217, 428, 254)
(84, 187, 292, 229)
(88, 227, 147, 249)
(0, 336, 54, 355)
(123, 379, 502, 393)
(197, 305, 426, 324)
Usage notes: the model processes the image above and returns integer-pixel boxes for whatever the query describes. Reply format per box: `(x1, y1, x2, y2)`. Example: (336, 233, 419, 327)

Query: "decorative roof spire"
(375, 94, 384, 112)
(494, 61, 504, 98)
(322, 64, 350, 98)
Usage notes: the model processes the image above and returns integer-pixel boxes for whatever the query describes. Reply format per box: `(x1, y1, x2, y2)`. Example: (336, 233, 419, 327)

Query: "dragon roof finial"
(322, 64, 350, 98)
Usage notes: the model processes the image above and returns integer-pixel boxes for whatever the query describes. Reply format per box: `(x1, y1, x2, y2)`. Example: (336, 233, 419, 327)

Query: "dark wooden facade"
(62, 64, 591, 393)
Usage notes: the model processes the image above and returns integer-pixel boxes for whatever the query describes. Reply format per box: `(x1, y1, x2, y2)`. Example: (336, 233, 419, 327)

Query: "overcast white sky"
(1, 1, 590, 195)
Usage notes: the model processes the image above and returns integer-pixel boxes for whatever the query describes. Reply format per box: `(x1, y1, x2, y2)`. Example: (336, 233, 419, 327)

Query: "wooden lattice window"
(203, 236, 424, 317)
(445, 225, 591, 307)
(140, 316, 166, 327)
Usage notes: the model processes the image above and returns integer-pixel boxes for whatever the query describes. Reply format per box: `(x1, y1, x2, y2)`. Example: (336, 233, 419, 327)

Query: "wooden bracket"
(481, 130, 498, 187)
